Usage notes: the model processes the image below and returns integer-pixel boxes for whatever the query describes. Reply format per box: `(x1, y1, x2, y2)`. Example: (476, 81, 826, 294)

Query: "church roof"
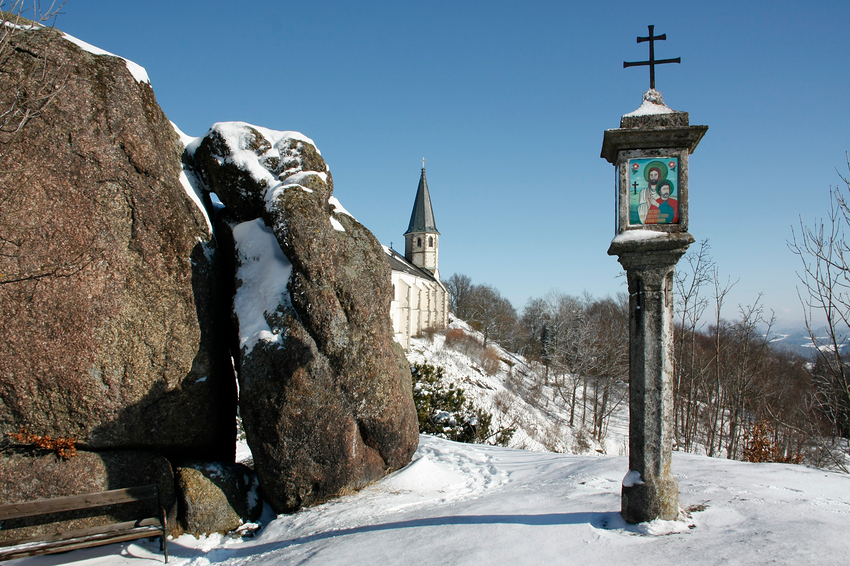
(404, 167, 439, 235)
(384, 246, 438, 283)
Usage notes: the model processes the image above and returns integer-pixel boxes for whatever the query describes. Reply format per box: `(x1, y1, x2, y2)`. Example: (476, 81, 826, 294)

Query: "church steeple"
(404, 162, 440, 279)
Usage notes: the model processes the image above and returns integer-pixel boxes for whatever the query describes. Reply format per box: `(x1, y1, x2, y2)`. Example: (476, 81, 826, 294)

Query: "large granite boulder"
(0, 19, 235, 458)
(191, 123, 419, 512)
(0, 450, 177, 541)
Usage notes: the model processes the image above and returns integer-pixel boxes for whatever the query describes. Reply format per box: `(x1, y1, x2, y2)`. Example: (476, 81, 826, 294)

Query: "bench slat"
(0, 485, 167, 563)
(0, 522, 165, 561)
(0, 485, 159, 521)
(0, 517, 163, 548)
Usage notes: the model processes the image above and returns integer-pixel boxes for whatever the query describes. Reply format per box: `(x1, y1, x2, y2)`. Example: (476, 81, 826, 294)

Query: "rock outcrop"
(0, 19, 236, 458)
(191, 123, 419, 512)
(175, 462, 261, 535)
(0, 14, 417, 525)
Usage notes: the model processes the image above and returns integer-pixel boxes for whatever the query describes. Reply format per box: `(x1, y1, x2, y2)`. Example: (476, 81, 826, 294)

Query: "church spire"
(405, 164, 439, 236)
(404, 161, 440, 279)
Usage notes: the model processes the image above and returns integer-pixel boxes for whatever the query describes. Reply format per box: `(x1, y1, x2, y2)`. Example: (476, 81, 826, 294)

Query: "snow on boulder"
(190, 122, 419, 513)
(231, 219, 293, 353)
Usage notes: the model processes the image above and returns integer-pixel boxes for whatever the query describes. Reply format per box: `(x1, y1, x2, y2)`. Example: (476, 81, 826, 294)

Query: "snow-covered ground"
(10, 321, 850, 565)
(12, 434, 850, 565)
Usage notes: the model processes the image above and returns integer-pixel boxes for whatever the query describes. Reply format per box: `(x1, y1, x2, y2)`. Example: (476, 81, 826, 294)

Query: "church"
(386, 165, 450, 350)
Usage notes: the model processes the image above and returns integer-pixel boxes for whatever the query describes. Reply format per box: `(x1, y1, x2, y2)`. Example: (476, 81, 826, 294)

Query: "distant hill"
(770, 325, 850, 358)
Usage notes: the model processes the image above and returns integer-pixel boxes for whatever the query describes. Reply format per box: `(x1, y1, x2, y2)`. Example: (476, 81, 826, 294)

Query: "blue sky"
(54, 0, 850, 328)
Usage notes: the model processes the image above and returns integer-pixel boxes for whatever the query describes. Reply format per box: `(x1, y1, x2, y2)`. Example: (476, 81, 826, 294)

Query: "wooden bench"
(0, 485, 168, 563)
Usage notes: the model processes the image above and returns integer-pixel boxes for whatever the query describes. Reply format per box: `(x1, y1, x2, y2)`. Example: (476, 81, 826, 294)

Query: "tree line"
(672, 240, 817, 465)
(446, 274, 630, 446)
(446, 220, 850, 470)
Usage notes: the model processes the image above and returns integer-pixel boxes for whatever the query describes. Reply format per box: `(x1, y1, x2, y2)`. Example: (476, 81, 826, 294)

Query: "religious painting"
(628, 157, 679, 225)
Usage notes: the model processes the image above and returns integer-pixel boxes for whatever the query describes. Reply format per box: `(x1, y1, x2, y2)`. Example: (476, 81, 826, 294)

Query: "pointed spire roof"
(404, 166, 439, 235)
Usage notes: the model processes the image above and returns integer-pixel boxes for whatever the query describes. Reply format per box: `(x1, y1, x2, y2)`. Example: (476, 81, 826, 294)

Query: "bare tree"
(789, 158, 850, 470)
(673, 238, 714, 448)
(584, 294, 629, 442)
(445, 273, 473, 318)
(723, 298, 775, 460)
(535, 291, 627, 438)
(669, 256, 820, 465)
(467, 284, 516, 347)
(519, 296, 548, 363)
(695, 268, 738, 457)
(542, 292, 590, 426)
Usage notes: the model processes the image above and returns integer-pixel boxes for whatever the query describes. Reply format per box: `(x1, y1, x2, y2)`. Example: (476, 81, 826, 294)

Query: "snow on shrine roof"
(623, 88, 676, 117)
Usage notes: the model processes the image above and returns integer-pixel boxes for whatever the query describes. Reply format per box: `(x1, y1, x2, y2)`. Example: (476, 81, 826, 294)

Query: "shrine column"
(602, 26, 707, 523)
(612, 239, 689, 522)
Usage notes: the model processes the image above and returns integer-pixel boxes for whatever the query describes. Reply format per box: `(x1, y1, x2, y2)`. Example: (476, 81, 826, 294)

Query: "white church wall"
(390, 267, 448, 351)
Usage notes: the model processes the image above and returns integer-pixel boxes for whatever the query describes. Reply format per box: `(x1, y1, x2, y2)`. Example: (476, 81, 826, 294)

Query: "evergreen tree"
(410, 362, 514, 445)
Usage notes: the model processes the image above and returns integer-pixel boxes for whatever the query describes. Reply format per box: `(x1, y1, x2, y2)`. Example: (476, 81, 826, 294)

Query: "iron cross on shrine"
(623, 25, 680, 90)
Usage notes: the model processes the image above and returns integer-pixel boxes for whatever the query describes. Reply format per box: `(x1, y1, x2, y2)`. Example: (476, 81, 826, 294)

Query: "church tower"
(404, 163, 440, 280)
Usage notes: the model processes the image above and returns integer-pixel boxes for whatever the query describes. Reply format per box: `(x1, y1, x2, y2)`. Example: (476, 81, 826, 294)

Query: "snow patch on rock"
(61, 32, 150, 84)
(232, 219, 292, 353)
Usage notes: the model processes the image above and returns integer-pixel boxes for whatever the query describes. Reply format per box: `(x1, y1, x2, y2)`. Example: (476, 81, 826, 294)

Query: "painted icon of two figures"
(629, 157, 679, 225)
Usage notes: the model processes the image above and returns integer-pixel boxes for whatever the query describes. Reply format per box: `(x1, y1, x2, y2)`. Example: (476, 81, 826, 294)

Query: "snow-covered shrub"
(411, 362, 514, 445)
(742, 421, 803, 464)
(444, 328, 482, 358)
(540, 421, 566, 453)
(571, 427, 592, 454)
(421, 326, 438, 342)
(480, 346, 501, 376)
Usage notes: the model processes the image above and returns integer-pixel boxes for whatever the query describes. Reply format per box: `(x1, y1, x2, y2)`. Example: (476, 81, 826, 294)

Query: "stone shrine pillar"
(601, 88, 707, 523)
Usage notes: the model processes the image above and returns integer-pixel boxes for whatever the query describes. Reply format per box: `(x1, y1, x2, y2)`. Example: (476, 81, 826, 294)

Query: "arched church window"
(428, 236, 433, 247)
(417, 238, 422, 247)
